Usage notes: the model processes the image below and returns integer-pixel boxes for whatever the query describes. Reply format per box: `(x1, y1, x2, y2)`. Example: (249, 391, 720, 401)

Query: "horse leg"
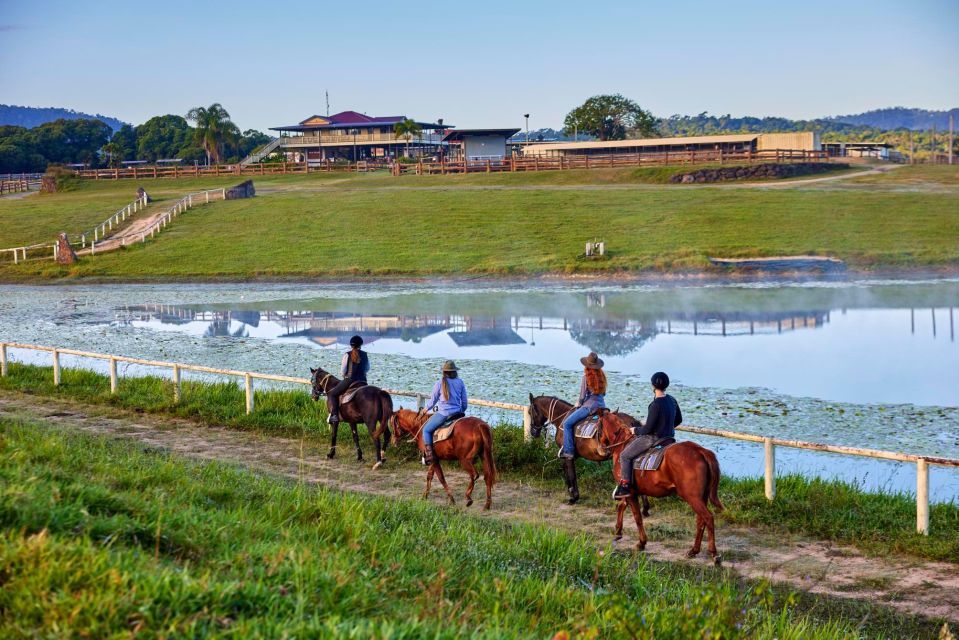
(460, 456, 479, 508)
(433, 462, 455, 506)
(368, 421, 384, 470)
(327, 422, 339, 458)
(627, 495, 647, 551)
(423, 466, 435, 499)
(349, 423, 362, 461)
(685, 498, 715, 560)
(614, 500, 627, 541)
(642, 495, 651, 517)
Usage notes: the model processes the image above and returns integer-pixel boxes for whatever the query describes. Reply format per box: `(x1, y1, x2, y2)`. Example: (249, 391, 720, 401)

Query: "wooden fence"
(0, 179, 31, 195)
(1, 340, 956, 535)
(70, 161, 382, 181)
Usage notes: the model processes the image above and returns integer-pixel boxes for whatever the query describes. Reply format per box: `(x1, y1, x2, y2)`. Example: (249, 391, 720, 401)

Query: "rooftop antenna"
(325, 91, 330, 117)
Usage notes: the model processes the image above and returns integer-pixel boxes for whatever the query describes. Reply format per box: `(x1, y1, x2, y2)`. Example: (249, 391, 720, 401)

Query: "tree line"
(0, 104, 270, 173)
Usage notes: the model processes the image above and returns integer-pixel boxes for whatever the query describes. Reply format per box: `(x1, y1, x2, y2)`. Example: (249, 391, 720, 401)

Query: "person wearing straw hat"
(421, 360, 469, 465)
(558, 351, 608, 503)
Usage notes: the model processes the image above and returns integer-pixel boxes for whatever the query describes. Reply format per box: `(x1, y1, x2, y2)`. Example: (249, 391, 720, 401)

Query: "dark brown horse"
(310, 367, 393, 469)
(527, 394, 651, 513)
(597, 412, 724, 563)
(391, 408, 497, 510)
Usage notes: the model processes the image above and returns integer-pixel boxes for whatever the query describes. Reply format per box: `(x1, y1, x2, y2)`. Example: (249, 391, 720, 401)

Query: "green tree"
(30, 118, 113, 167)
(185, 103, 239, 164)
(236, 129, 272, 160)
(135, 115, 198, 162)
(101, 141, 124, 168)
(393, 118, 422, 158)
(563, 95, 657, 141)
(110, 124, 138, 160)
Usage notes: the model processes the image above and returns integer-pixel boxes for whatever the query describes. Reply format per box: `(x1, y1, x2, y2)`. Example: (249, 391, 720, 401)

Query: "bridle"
(534, 397, 574, 430)
(600, 414, 635, 451)
(312, 372, 334, 395)
(390, 411, 427, 444)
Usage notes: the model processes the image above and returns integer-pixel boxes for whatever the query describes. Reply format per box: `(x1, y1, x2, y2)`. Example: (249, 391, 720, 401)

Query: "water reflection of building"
(655, 311, 830, 337)
(447, 317, 525, 347)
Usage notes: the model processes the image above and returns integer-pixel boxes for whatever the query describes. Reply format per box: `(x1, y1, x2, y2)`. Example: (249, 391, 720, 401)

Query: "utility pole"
(909, 129, 914, 165)
(931, 125, 936, 164)
(326, 91, 330, 117)
(524, 113, 530, 145)
(949, 113, 954, 165)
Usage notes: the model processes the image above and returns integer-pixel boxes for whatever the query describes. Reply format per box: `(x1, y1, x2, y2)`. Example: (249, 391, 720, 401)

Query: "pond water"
(1, 277, 957, 501)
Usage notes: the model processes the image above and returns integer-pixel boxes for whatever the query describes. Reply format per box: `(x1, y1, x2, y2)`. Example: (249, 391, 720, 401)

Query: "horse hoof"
(713, 555, 723, 567)
(326, 449, 336, 459)
(636, 542, 647, 551)
(613, 534, 623, 542)
(371, 461, 383, 471)
(483, 502, 491, 511)
(356, 452, 363, 462)
(685, 549, 700, 559)
(642, 510, 651, 517)
(466, 499, 473, 507)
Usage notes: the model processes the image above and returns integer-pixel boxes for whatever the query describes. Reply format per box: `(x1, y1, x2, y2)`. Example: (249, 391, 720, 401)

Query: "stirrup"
(327, 413, 339, 425)
(612, 483, 632, 500)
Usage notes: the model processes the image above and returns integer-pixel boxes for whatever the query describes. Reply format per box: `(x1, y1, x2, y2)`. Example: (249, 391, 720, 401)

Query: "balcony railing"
(281, 132, 445, 147)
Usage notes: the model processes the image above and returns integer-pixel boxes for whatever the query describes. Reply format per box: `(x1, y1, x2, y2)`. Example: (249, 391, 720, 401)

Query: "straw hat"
(580, 352, 604, 369)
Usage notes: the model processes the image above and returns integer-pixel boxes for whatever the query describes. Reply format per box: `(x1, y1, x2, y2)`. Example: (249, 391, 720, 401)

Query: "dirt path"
(74, 203, 175, 255)
(2, 391, 956, 624)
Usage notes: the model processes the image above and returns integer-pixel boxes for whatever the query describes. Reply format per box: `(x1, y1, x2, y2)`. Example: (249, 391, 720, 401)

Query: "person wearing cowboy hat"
(612, 371, 683, 500)
(327, 334, 370, 424)
(558, 352, 608, 504)
(420, 360, 469, 465)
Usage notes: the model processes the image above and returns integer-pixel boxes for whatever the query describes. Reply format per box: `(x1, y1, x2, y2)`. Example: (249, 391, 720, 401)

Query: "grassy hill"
(1, 165, 958, 280)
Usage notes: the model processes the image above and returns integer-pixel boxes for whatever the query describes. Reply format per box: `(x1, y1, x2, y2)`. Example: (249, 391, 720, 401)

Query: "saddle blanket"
(432, 418, 464, 444)
(340, 384, 367, 405)
(633, 441, 676, 472)
(574, 413, 602, 439)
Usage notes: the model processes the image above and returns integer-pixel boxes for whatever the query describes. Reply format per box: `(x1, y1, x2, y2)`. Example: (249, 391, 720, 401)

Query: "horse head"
(527, 393, 548, 438)
(390, 408, 422, 445)
(597, 410, 632, 454)
(309, 366, 333, 401)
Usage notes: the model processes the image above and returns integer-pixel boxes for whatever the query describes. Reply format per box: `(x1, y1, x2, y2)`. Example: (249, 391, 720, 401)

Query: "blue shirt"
(577, 375, 606, 410)
(426, 377, 468, 416)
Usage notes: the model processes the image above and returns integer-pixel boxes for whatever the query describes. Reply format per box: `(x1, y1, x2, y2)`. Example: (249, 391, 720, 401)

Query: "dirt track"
(2, 390, 956, 624)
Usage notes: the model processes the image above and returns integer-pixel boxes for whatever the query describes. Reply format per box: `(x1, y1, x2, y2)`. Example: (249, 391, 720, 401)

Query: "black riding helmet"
(349, 335, 363, 348)
(651, 371, 669, 391)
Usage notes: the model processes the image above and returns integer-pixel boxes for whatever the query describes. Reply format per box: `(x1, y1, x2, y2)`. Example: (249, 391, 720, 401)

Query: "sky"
(1, 0, 957, 133)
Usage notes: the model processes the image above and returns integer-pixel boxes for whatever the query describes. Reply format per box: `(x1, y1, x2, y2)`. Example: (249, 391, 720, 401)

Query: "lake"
(1, 277, 957, 501)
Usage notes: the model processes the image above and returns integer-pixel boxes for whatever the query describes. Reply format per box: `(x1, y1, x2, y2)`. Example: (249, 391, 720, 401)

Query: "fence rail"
(1, 340, 955, 535)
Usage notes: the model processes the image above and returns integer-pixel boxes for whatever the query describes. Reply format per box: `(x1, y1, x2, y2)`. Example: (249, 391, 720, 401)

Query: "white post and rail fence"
(1, 340, 955, 536)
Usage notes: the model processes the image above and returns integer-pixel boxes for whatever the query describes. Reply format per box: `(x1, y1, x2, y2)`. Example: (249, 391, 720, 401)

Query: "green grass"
(845, 165, 959, 187)
(2, 165, 956, 280)
(0, 416, 945, 639)
(2, 361, 957, 565)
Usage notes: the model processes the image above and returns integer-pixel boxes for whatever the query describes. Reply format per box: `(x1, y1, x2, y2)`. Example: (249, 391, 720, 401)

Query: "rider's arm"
(576, 375, 587, 407)
(637, 400, 660, 436)
(674, 401, 683, 427)
(340, 353, 349, 377)
(460, 381, 468, 413)
(424, 380, 441, 412)
(363, 354, 371, 376)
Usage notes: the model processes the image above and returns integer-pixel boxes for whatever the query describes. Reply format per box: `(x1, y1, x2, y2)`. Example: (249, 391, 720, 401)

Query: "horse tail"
(372, 391, 393, 441)
(701, 448, 724, 512)
(480, 422, 497, 486)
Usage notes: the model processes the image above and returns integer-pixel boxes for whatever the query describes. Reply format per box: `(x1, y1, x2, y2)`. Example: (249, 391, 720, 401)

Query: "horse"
(526, 394, 651, 513)
(390, 408, 497, 510)
(597, 411, 724, 564)
(309, 367, 393, 469)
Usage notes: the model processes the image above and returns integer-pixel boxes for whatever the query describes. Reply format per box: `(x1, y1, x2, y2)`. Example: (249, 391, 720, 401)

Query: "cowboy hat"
(580, 352, 604, 369)
(442, 360, 459, 372)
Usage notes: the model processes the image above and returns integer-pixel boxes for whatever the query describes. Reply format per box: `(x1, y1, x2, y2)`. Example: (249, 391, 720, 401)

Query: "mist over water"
(1, 278, 957, 500)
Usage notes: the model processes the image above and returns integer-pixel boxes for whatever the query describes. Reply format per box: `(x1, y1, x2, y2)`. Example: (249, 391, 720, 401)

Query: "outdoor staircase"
(240, 137, 281, 166)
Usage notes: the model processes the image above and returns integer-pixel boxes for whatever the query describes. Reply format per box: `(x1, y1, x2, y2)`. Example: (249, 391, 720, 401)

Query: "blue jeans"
(561, 406, 592, 457)
(422, 412, 450, 447)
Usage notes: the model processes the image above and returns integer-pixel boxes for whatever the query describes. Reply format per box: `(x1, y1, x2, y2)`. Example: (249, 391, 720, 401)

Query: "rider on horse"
(559, 352, 607, 503)
(327, 335, 370, 425)
(612, 371, 683, 499)
(421, 360, 468, 466)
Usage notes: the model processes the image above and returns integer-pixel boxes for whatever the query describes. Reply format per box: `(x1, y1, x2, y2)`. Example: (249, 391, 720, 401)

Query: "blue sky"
(1, 0, 957, 132)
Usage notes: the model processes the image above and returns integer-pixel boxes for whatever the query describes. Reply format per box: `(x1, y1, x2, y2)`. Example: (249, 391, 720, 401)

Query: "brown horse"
(310, 367, 393, 469)
(526, 394, 651, 513)
(390, 408, 497, 510)
(597, 412, 724, 563)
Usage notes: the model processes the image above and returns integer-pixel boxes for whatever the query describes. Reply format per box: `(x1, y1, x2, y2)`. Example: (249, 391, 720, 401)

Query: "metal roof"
(271, 110, 447, 132)
(443, 128, 521, 142)
(519, 134, 759, 151)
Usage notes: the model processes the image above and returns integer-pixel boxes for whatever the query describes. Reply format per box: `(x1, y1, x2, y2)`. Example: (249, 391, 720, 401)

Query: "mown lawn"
(2, 362, 957, 565)
(2, 164, 957, 279)
(0, 416, 943, 639)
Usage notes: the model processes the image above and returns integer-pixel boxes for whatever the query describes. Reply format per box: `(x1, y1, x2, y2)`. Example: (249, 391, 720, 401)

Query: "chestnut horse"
(527, 394, 651, 513)
(310, 367, 393, 469)
(390, 408, 497, 510)
(597, 412, 724, 563)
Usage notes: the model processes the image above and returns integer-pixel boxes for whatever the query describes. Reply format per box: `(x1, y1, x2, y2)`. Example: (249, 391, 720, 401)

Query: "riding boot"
(423, 445, 435, 466)
(612, 478, 632, 500)
(562, 457, 580, 505)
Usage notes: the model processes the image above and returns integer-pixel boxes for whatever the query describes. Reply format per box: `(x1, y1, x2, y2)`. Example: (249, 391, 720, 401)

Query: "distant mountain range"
(827, 107, 958, 131)
(0, 105, 128, 131)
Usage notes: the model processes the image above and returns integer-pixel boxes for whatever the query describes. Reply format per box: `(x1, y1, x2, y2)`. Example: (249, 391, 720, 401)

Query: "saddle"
(573, 411, 604, 439)
(633, 438, 677, 472)
(431, 412, 465, 444)
(339, 382, 367, 405)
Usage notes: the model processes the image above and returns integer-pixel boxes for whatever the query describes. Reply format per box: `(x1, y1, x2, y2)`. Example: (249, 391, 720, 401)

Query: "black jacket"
(637, 394, 682, 439)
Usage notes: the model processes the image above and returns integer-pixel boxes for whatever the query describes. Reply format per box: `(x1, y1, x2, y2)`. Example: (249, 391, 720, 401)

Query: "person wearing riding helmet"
(612, 371, 682, 500)
(326, 335, 370, 424)
(420, 360, 468, 465)
(558, 351, 607, 504)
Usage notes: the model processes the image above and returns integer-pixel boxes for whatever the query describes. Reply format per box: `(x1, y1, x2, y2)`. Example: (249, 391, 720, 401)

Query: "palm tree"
(101, 142, 124, 168)
(393, 118, 422, 159)
(186, 103, 239, 165)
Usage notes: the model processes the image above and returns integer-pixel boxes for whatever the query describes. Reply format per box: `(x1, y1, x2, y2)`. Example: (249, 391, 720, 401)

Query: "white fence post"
(172, 365, 181, 403)
(917, 459, 929, 535)
(52, 349, 60, 386)
(523, 406, 532, 442)
(0, 343, 7, 377)
(764, 437, 776, 500)
(245, 373, 254, 414)
(206, 191, 210, 203)
(109, 357, 118, 394)
(416, 393, 426, 410)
